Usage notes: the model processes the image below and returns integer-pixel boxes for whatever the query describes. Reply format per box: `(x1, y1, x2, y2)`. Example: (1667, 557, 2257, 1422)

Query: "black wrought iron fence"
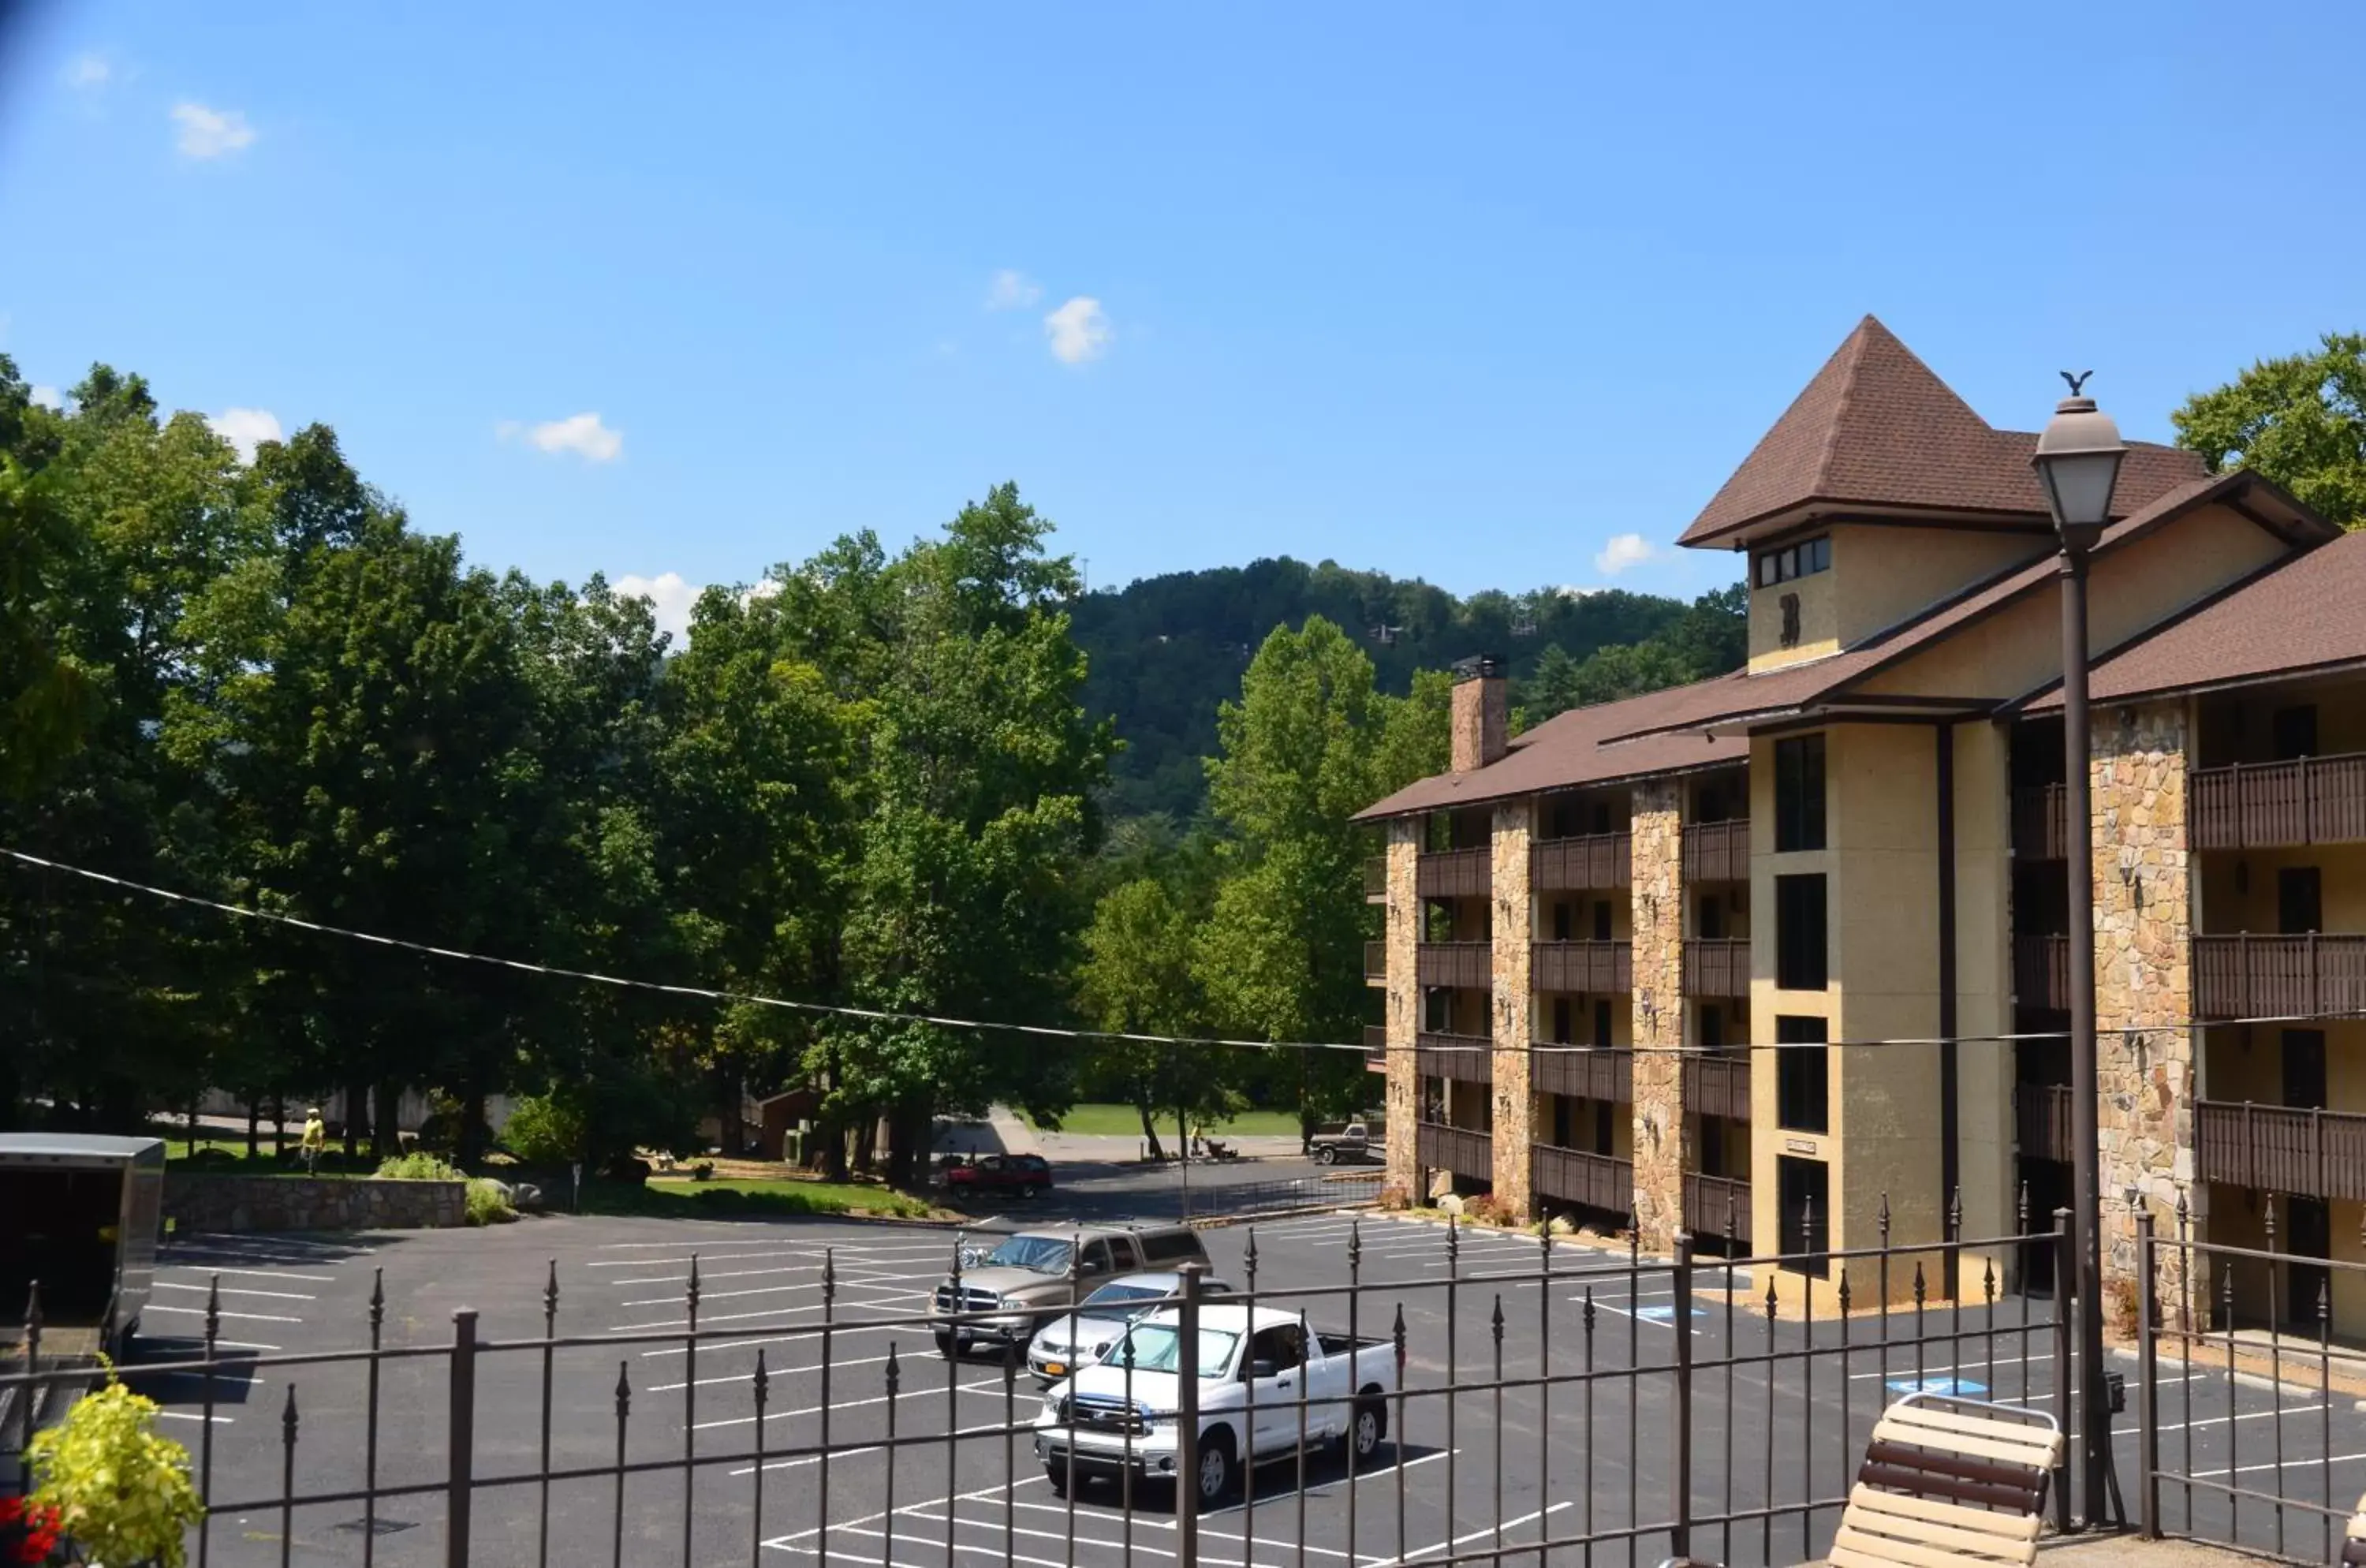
(2, 1200, 2073, 1568)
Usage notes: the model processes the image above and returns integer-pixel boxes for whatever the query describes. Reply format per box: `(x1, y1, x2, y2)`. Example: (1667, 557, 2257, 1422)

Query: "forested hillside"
(1070, 561, 1747, 818)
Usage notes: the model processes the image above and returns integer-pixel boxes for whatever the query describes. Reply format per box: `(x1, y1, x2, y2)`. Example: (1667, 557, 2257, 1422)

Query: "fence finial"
(539, 1260, 556, 1334)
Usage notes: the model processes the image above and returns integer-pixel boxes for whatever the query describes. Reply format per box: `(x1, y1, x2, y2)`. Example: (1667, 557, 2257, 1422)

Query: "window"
(1080, 1241, 1113, 1275)
(1755, 534, 1830, 588)
(1777, 1155, 1831, 1278)
(1700, 1114, 1728, 1178)
(1551, 1094, 1573, 1148)
(1775, 874, 1827, 991)
(1551, 998, 1572, 1043)
(1696, 894, 1725, 940)
(1774, 735, 1826, 852)
(1699, 1005, 1724, 1051)
(1593, 999, 1614, 1049)
(1247, 1323, 1306, 1377)
(1139, 1230, 1207, 1265)
(1106, 1237, 1138, 1271)
(1552, 901, 1573, 941)
(1593, 1100, 1616, 1155)
(2273, 705, 2319, 760)
(1775, 1015, 1830, 1133)
(1592, 901, 1614, 942)
(1591, 801, 1614, 834)
(1779, 592, 1801, 648)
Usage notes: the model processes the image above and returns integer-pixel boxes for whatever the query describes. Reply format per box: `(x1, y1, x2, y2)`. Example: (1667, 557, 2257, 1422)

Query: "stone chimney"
(1450, 654, 1508, 773)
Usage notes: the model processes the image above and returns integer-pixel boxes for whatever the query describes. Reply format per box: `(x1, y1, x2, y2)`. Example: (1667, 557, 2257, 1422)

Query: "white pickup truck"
(1032, 1303, 1400, 1506)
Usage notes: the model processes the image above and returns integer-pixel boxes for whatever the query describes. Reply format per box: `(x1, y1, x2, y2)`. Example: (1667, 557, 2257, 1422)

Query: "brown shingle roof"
(1676, 315, 2206, 547)
(2025, 525, 2366, 710)
(1350, 683, 1748, 822)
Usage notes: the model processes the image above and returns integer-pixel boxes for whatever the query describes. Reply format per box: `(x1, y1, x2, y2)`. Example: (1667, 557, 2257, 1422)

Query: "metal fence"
(2, 1204, 2076, 1568)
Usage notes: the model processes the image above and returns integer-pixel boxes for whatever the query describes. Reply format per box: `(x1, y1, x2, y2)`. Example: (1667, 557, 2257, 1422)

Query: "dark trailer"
(0, 1133, 166, 1361)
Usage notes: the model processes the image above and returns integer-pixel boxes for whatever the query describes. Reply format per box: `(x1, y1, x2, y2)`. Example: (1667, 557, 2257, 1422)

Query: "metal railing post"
(1670, 1234, 1694, 1563)
(1176, 1263, 1204, 1565)
(2051, 1209, 2075, 1535)
(447, 1308, 478, 1568)
(2136, 1211, 2159, 1539)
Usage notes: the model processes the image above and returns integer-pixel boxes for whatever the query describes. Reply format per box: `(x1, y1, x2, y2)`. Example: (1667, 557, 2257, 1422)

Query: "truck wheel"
(1348, 1394, 1386, 1461)
(935, 1329, 957, 1357)
(1193, 1430, 1236, 1506)
(1315, 1147, 1337, 1166)
(1044, 1465, 1069, 1496)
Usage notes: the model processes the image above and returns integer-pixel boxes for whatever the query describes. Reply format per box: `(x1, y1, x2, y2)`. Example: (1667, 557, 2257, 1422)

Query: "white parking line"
(155, 1281, 316, 1301)
(649, 1351, 900, 1391)
(696, 1379, 1006, 1432)
(2194, 1450, 2366, 1479)
(162, 1266, 336, 1283)
(154, 1410, 235, 1425)
(147, 1303, 303, 1324)
(1370, 1499, 1573, 1566)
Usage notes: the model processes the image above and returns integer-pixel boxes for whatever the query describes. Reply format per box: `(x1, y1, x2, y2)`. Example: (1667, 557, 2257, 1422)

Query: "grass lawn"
(581, 1176, 935, 1222)
(1029, 1103, 1302, 1139)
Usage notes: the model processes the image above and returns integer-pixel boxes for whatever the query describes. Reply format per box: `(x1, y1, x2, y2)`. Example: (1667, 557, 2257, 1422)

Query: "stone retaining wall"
(166, 1174, 468, 1233)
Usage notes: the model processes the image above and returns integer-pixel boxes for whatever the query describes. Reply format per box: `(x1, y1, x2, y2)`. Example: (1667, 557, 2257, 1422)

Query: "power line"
(7, 845, 2357, 1058)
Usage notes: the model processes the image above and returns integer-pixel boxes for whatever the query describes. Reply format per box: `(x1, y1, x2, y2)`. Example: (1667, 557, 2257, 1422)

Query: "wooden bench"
(1827, 1393, 2064, 1567)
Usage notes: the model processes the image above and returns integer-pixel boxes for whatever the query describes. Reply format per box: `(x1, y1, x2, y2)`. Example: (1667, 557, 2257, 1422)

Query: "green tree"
(2174, 333, 2366, 528)
(1073, 876, 1233, 1157)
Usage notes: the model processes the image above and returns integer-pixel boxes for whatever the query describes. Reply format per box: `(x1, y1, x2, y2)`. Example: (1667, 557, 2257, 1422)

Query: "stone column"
(1629, 780, 1691, 1253)
(1383, 818, 1422, 1196)
(2091, 700, 2198, 1320)
(1491, 799, 1536, 1217)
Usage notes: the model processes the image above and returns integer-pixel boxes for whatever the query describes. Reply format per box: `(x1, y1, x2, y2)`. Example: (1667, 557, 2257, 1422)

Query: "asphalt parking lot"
(108, 1174, 2366, 1568)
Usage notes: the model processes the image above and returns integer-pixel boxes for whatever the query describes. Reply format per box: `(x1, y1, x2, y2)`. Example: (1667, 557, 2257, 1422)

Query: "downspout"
(1936, 721, 1961, 1297)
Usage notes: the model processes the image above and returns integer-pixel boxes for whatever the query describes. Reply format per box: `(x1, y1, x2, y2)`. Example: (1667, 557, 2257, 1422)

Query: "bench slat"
(1877, 1404, 2063, 1462)
(1872, 1417, 2062, 1469)
(1834, 1521, 2036, 1568)
(1848, 1487, 2043, 1542)
(1841, 1501, 2036, 1556)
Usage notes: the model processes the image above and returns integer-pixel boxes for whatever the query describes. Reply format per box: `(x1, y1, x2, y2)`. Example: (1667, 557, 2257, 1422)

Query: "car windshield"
(1079, 1283, 1169, 1314)
(1108, 1323, 1238, 1379)
(982, 1235, 1073, 1274)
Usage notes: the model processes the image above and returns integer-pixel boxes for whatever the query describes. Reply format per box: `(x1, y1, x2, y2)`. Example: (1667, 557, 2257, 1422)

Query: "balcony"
(2194, 933, 2366, 1020)
(2015, 1083, 2074, 1163)
(1417, 1031, 1493, 1085)
(2193, 752, 2366, 850)
(1685, 1170, 1753, 1245)
(1532, 940, 1633, 995)
(1533, 1045, 1631, 1103)
(1532, 1143, 1632, 1214)
(1364, 1025, 1386, 1071)
(1683, 938, 1750, 999)
(1364, 940, 1386, 985)
(2014, 934, 2069, 1012)
(1685, 1053, 1752, 1122)
(2196, 1100, 2366, 1203)
(1418, 847, 1492, 900)
(2013, 784, 2070, 861)
(1417, 1121, 1494, 1185)
(1682, 819, 1749, 883)
(1417, 941, 1493, 990)
(1364, 856, 1386, 902)
(1532, 832, 1630, 892)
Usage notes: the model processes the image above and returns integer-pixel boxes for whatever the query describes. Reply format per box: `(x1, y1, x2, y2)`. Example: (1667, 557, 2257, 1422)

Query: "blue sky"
(2, 2, 2360, 640)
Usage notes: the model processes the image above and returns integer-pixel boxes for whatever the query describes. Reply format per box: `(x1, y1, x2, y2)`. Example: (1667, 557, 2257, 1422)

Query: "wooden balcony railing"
(1364, 856, 1386, 900)
(2196, 1100, 2366, 1203)
(1416, 1032, 1493, 1085)
(1685, 1170, 1752, 1245)
(1532, 940, 1632, 995)
(1532, 1046, 1631, 1103)
(1685, 1053, 1752, 1122)
(2193, 752, 2366, 850)
(1682, 819, 1750, 883)
(1417, 1121, 1494, 1185)
(1683, 938, 1750, 999)
(2015, 1083, 2074, 1163)
(2194, 933, 2366, 1020)
(2014, 934, 2069, 1012)
(1417, 941, 1493, 990)
(1417, 847, 1492, 900)
(2013, 783, 2070, 861)
(1532, 832, 1631, 892)
(1364, 941, 1386, 984)
(1532, 1143, 1632, 1214)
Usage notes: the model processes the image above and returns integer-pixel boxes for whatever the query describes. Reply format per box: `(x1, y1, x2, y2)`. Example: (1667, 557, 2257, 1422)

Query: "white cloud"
(986, 269, 1042, 312)
(1592, 532, 1658, 576)
(614, 572, 700, 644)
(28, 386, 65, 411)
(1043, 296, 1111, 365)
(173, 102, 256, 159)
(207, 407, 282, 463)
(64, 54, 111, 90)
(502, 412, 624, 463)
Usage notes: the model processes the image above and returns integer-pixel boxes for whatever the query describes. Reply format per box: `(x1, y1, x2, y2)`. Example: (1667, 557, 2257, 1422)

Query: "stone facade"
(1450, 671, 1508, 774)
(1629, 780, 1690, 1251)
(2090, 699, 2198, 1309)
(1383, 818, 1423, 1194)
(1491, 799, 1536, 1215)
(166, 1174, 468, 1233)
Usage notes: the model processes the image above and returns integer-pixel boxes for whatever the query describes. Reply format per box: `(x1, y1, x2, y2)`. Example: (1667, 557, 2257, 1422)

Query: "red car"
(944, 1152, 1053, 1198)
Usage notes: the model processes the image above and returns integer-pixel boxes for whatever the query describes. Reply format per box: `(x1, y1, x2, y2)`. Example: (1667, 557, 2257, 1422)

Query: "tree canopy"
(2174, 332, 2366, 528)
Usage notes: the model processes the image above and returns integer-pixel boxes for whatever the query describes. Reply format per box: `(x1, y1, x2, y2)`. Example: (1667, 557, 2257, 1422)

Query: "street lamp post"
(2031, 372, 2125, 1526)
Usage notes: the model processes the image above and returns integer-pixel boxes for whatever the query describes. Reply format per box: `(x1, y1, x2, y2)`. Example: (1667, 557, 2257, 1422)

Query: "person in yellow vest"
(300, 1107, 327, 1174)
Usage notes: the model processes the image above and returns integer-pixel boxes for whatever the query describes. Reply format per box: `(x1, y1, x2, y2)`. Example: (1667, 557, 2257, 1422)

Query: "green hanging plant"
(22, 1370, 205, 1567)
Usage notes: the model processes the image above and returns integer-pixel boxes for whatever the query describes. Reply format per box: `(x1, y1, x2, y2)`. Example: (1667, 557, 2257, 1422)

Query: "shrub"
(374, 1152, 464, 1181)
(465, 1178, 517, 1226)
(1377, 1183, 1412, 1213)
(1461, 1193, 1500, 1225)
(502, 1092, 586, 1167)
(692, 1161, 715, 1182)
(26, 1373, 205, 1567)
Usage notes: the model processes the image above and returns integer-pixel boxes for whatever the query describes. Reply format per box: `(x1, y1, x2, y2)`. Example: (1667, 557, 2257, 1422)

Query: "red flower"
(0, 1496, 21, 1524)
(15, 1529, 54, 1565)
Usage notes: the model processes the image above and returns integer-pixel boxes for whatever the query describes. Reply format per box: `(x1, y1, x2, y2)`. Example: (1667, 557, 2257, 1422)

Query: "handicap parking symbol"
(1635, 1305, 1708, 1323)
(1886, 1376, 1989, 1398)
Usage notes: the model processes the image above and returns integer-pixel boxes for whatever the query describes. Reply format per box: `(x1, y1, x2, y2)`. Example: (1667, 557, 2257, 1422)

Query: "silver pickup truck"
(1034, 1302, 1400, 1508)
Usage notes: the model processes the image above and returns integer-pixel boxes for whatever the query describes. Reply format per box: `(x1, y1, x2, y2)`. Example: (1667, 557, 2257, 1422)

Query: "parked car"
(1025, 1271, 1234, 1383)
(1307, 1119, 1382, 1165)
(943, 1152, 1053, 1198)
(931, 1223, 1211, 1355)
(1034, 1302, 1402, 1504)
